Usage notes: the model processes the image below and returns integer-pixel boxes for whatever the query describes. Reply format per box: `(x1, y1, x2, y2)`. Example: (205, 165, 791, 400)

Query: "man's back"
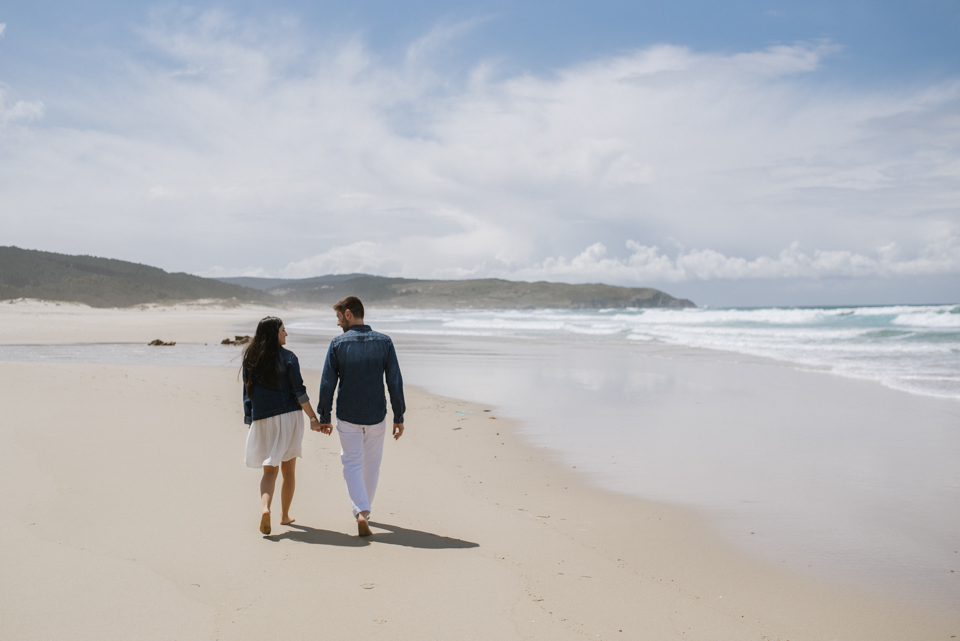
(318, 324, 405, 427)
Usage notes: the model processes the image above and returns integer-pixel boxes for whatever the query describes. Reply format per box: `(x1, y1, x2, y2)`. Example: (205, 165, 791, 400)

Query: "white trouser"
(336, 418, 387, 517)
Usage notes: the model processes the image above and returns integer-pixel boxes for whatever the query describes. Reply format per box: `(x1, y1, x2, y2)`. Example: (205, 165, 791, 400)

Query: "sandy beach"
(1, 302, 958, 640)
(0, 299, 298, 345)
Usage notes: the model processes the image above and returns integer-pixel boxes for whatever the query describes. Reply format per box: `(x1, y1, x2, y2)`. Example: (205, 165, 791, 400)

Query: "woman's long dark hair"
(242, 316, 284, 396)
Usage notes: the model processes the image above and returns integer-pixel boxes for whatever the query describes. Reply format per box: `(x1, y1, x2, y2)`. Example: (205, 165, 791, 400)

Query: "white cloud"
(275, 233, 960, 285)
(0, 89, 44, 124)
(278, 210, 522, 279)
(0, 23, 6, 38)
(281, 241, 394, 278)
(405, 17, 488, 65)
(0, 13, 958, 300)
(199, 264, 270, 278)
(506, 235, 960, 284)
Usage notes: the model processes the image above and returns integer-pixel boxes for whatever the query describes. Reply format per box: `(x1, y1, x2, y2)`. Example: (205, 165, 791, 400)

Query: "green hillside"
(0, 246, 275, 308)
(219, 274, 696, 309)
(0, 246, 695, 309)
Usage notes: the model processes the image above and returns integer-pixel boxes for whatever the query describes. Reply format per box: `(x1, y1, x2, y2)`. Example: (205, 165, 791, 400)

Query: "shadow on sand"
(266, 522, 479, 550)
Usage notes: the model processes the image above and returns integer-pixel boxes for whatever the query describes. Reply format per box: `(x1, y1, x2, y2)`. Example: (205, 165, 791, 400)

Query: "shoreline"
(4, 297, 958, 406)
(2, 360, 957, 639)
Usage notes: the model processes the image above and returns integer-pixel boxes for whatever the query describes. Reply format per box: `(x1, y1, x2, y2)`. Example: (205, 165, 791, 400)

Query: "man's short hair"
(333, 296, 364, 319)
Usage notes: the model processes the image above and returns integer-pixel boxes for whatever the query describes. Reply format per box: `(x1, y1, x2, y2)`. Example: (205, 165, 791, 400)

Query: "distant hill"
(0, 246, 275, 308)
(0, 246, 695, 309)
(217, 274, 696, 309)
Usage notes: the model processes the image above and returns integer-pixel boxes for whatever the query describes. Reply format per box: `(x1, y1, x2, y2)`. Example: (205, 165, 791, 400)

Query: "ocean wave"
(387, 328, 497, 337)
(891, 311, 960, 328)
(620, 304, 959, 327)
(287, 305, 960, 401)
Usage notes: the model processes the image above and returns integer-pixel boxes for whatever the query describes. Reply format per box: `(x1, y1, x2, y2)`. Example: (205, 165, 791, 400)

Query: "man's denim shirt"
(317, 325, 405, 426)
(243, 347, 310, 425)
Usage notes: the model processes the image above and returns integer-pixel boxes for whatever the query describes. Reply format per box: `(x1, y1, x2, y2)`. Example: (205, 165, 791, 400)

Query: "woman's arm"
(284, 352, 310, 405)
(285, 352, 330, 434)
(300, 400, 330, 434)
(242, 369, 253, 425)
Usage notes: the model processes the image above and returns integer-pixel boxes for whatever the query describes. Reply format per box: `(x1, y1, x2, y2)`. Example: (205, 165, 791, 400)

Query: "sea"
(3, 303, 958, 609)
(323, 303, 960, 401)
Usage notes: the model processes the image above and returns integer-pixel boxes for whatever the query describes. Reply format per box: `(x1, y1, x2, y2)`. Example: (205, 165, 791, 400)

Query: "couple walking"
(241, 296, 405, 537)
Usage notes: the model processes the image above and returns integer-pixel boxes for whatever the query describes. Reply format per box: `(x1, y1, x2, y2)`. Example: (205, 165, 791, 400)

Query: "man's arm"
(384, 340, 405, 439)
(316, 341, 339, 426)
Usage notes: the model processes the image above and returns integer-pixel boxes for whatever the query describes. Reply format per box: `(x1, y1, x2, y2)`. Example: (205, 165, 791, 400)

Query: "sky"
(0, 1, 958, 306)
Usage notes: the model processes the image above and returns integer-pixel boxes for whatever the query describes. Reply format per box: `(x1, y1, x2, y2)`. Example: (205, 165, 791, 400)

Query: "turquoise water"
(291, 304, 960, 400)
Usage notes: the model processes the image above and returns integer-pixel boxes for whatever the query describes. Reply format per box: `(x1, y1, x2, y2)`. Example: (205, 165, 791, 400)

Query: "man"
(314, 296, 405, 537)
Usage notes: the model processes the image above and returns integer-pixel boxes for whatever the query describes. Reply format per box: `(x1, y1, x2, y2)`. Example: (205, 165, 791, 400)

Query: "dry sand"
(1, 304, 958, 640)
(0, 298, 310, 344)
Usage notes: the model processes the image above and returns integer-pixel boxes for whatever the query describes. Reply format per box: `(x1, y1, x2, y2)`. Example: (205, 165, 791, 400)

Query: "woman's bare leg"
(279, 458, 296, 525)
(260, 465, 279, 534)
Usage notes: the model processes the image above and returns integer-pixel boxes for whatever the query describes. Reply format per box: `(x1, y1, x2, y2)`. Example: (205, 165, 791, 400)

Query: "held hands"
(307, 416, 400, 438)
(310, 417, 333, 435)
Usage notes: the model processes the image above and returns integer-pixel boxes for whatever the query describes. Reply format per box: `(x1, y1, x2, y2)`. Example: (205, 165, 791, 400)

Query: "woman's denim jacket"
(243, 347, 310, 425)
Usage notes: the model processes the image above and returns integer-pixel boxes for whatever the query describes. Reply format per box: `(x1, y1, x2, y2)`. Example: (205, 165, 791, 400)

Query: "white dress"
(244, 410, 304, 467)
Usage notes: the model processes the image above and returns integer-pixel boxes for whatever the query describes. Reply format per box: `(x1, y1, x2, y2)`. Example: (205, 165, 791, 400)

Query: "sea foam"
(289, 304, 960, 400)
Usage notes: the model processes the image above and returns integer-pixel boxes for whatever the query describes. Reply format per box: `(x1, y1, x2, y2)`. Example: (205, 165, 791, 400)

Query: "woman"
(242, 317, 329, 535)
